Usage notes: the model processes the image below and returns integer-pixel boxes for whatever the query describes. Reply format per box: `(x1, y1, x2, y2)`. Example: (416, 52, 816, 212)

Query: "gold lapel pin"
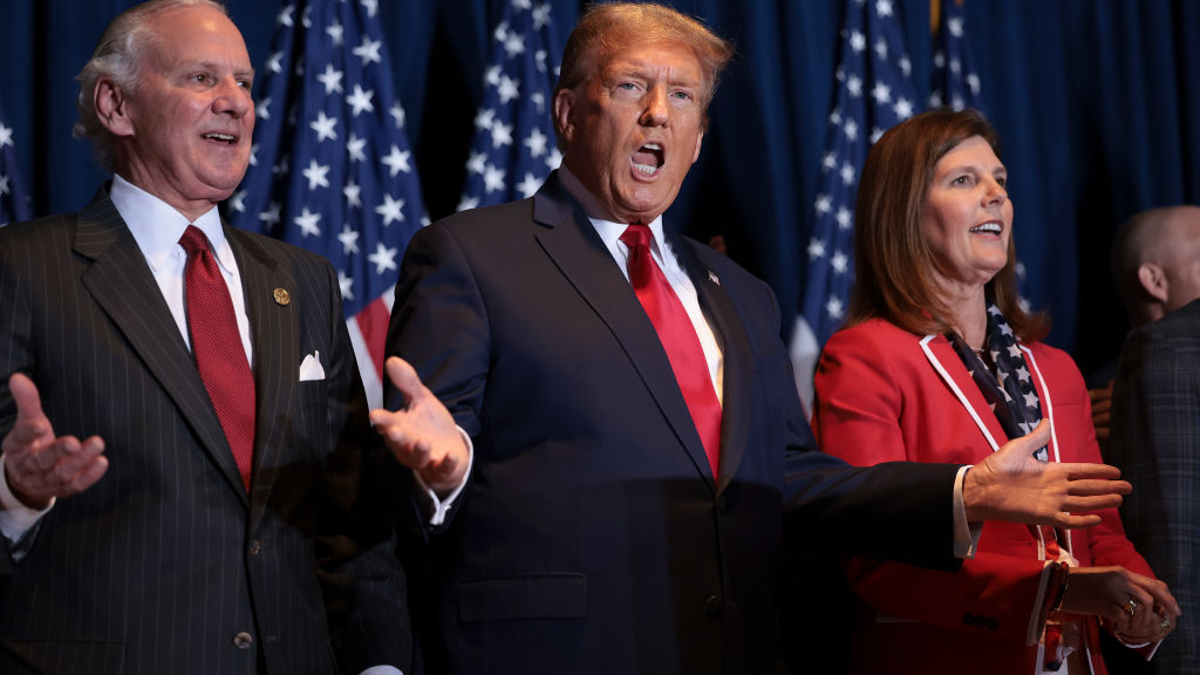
(273, 288, 291, 306)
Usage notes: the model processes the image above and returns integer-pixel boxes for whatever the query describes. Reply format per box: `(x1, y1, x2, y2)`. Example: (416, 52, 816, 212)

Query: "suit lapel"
(532, 176, 715, 487)
(227, 228, 296, 525)
(921, 334, 1010, 451)
(74, 190, 248, 504)
(669, 233, 752, 495)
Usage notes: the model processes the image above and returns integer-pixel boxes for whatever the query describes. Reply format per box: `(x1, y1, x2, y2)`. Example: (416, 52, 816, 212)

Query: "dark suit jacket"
(387, 173, 960, 675)
(1108, 298, 1200, 674)
(0, 189, 410, 675)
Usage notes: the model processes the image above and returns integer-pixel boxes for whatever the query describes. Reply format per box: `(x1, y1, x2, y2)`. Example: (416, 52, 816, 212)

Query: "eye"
(995, 175, 1008, 188)
(951, 175, 972, 186)
(192, 73, 210, 85)
(671, 90, 693, 101)
(238, 79, 253, 89)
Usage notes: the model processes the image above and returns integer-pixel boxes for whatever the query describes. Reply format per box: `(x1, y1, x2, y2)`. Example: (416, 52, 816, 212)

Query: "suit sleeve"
(0, 227, 43, 570)
(385, 223, 490, 534)
(313, 258, 412, 674)
(1110, 325, 1192, 580)
(776, 309, 960, 571)
(812, 327, 1046, 643)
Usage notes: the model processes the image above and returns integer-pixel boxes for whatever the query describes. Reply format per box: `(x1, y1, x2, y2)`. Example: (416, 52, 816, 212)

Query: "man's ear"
(94, 78, 134, 138)
(552, 88, 575, 144)
(1137, 262, 1168, 303)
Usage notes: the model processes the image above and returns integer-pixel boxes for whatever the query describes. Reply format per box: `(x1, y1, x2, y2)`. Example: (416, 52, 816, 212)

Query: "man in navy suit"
(0, 2, 408, 673)
(370, 4, 1130, 673)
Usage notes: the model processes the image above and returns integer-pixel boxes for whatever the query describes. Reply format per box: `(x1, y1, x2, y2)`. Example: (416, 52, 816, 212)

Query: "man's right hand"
(370, 357, 469, 497)
(2, 373, 108, 510)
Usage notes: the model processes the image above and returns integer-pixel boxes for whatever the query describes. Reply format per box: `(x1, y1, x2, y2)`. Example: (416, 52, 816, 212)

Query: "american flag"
(457, 0, 562, 211)
(229, 0, 426, 409)
(929, 0, 985, 111)
(0, 103, 31, 227)
(790, 0, 919, 411)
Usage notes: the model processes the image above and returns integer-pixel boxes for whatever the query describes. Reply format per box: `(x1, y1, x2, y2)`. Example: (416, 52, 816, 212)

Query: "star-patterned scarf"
(946, 303, 1049, 461)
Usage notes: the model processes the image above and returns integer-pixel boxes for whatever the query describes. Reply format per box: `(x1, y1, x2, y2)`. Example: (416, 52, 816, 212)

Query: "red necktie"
(620, 223, 722, 477)
(180, 225, 256, 491)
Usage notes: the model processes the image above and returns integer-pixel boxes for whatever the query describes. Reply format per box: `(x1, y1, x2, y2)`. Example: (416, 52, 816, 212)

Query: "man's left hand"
(963, 420, 1131, 528)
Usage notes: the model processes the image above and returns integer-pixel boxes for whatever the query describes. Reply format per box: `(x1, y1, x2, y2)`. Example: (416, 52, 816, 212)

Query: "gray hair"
(74, 0, 229, 170)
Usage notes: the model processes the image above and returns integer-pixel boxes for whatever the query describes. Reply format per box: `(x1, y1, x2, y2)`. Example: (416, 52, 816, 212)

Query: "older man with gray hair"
(0, 2, 409, 673)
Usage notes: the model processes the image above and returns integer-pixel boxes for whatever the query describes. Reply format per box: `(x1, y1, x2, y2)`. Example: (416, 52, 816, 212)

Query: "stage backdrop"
(1, 0, 1197, 376)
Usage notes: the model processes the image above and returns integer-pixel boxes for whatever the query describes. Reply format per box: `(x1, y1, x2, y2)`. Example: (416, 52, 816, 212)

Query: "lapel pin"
(707, 270, 720, 286)
(273, 288, 291, 306)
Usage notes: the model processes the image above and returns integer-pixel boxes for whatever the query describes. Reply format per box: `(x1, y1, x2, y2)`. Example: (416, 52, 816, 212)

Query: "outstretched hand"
(963, 420, 1130, 529)
(2, 373, 108, 510)
(370, 357, 469, 496)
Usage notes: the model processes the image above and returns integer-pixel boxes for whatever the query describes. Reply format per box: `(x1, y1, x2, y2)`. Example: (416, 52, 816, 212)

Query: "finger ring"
(1123, 597, 1139, 616)
(1161, 618, 1172, 632)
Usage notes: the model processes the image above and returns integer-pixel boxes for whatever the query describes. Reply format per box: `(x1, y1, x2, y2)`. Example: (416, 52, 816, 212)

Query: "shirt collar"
(558, 165, 669, 259)
(110, 174, 235, 274)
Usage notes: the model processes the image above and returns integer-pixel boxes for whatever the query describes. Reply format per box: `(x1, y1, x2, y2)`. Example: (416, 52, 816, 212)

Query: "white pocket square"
(299, 351, 326, 381)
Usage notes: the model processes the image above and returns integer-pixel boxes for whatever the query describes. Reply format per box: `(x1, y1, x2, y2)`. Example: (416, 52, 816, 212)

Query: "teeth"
(633, 163, 656, 175)
(643, 143, 661, 150)
(970, 223, 1001, 233)
(205, 133, 235, 142)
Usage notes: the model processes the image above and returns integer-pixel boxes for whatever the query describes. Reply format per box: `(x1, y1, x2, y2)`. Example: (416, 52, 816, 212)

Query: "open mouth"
(969, 222, 1002, 235)
(632, 143, 664, 177)
(203, 132, 238, 145)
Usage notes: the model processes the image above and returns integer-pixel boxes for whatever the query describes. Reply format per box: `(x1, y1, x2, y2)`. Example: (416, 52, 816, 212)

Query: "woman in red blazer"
(812, 109, 1179, 675)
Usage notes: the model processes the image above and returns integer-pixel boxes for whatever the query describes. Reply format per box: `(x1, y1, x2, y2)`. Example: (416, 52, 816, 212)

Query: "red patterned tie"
(620, 223, 722, 477)
(180, 225, 256, 491)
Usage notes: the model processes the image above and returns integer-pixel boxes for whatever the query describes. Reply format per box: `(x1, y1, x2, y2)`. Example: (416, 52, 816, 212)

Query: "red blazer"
(813, 319, 1154, 675)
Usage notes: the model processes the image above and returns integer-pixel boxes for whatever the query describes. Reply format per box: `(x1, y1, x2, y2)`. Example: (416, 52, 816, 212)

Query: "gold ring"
(1161, 618, 1173, 632)
(1123, 597, 1139, 616)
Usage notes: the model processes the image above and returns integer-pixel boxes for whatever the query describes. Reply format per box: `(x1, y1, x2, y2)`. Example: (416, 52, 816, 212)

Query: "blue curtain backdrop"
(1, 0, 1197, 375)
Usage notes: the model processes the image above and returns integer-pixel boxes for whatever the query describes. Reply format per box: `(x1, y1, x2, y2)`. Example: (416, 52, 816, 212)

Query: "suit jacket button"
(248, 540, 261, 556)
(962, 613, 974, 626)
(705, 595, 724, 618)
(233, 632, 254, 649)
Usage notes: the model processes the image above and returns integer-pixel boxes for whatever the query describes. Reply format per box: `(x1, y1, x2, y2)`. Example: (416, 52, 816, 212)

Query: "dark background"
(2, 0, 1197, 376)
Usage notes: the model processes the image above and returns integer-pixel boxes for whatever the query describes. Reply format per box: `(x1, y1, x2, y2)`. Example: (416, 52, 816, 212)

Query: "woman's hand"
(1058, 566, 1180, 642)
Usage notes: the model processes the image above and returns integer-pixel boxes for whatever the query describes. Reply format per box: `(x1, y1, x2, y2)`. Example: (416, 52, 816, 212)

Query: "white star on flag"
(458, 0, 563, 211)
(793, 0, 921, 405)
(229, 0, 427, 410)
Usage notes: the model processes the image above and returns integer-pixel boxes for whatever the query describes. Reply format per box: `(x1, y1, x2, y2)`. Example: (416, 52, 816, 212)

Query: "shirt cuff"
(359, 666, 404, 675)
(0, 453, 54, 543)
(413, 426, 474, 527)
(952, 465, 982, 559)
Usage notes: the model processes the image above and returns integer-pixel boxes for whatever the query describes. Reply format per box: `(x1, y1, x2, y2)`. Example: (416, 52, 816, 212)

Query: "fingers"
(1010, 418, 1052, 453)
(1057, 462, 1125, 482)
(8, 373, 47, 425)
(383, 356, 425, 405)
(1048, 512, 1103, 529)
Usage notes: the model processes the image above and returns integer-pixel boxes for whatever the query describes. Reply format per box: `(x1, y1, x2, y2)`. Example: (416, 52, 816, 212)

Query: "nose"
(638, 86, 669, 127)
(214, 77, 253, 119)
(982, 176, 1007, 206)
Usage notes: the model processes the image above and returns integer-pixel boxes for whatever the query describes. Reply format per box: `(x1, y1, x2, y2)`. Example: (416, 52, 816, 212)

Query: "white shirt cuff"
(952, 465, 982, 559)
(359, 666, 404, 675)
(0, 453, 54, 543)
(413, 426, 474, 527)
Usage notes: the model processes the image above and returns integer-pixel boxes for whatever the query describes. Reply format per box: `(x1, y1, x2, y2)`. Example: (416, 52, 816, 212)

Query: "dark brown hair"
(848, 108, 1049, 342)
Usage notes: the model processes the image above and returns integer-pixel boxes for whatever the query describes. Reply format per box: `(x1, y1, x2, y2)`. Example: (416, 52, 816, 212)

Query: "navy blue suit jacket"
(387, 173, 958, 675)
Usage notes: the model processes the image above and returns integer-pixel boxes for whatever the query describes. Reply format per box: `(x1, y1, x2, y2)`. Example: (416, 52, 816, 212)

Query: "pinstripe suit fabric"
(1109, 298, 1200, 674)
(0, 188, 410, 675)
